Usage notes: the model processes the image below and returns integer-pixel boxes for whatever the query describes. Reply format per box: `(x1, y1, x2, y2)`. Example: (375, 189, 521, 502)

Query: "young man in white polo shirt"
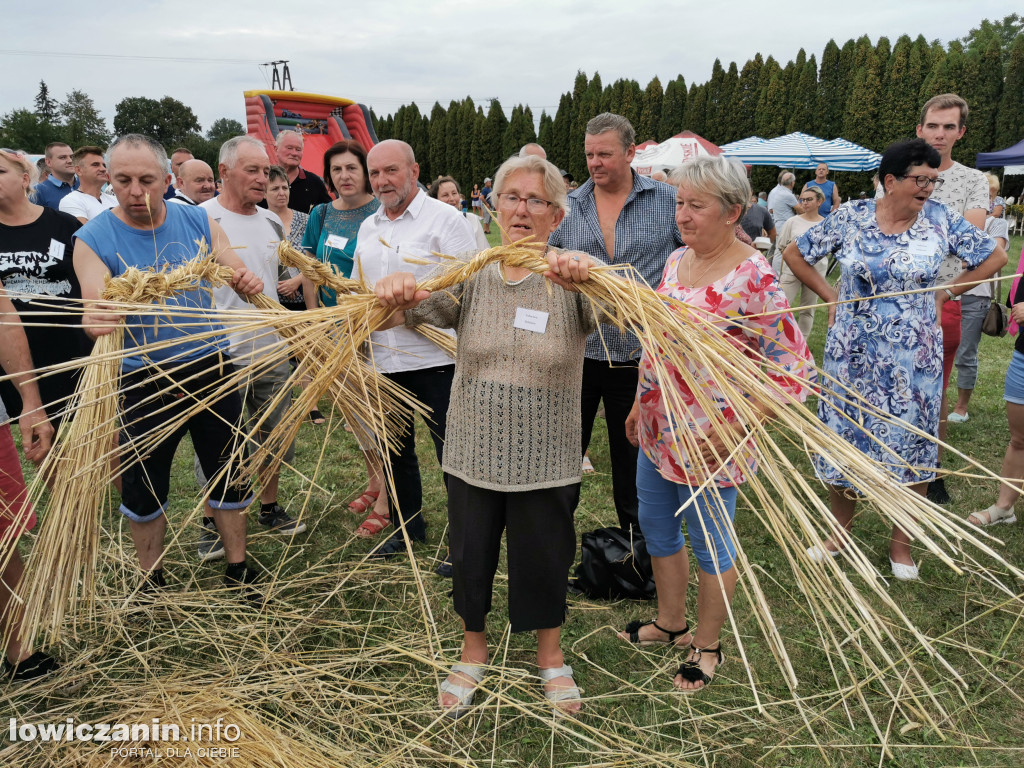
(58, 146, 116, 223)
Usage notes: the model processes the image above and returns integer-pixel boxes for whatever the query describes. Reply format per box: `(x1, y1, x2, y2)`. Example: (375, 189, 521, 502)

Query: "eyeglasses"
(898, 175, 944, 190)
(798, 197, 818, 203)
(496, 193, 554, 213)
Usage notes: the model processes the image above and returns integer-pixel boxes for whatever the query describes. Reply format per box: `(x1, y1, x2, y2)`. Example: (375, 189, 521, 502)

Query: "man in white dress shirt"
(355, 139, 477, 559)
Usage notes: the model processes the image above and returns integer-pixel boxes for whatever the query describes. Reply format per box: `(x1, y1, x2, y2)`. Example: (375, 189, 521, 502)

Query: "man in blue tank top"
(73, 134, 266, 599)
(801, 163, 840, 217)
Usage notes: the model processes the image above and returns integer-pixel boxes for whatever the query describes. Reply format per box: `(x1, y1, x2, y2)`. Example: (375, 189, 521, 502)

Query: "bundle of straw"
(10, 237, 1023, 741)
(7, 254, 243, 651)
(263, 238, 1024, 729)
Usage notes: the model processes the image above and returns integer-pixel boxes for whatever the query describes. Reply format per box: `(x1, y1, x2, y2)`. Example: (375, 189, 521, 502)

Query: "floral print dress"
(796, 199, 995, 486)
(638, 248, 814, 488)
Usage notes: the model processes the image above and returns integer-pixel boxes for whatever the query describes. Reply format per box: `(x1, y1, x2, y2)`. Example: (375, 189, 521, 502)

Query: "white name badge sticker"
(907, 239, 936, 258)
(325, 234, 349, 250)
(513, 307, 549, 333)
(48, 239, 65, 260)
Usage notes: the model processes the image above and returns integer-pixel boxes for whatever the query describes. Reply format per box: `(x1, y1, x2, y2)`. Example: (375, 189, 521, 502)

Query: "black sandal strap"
(690, 643, 723, 664)
(652, 621, 691, 644)
(623, 619, 691, 644)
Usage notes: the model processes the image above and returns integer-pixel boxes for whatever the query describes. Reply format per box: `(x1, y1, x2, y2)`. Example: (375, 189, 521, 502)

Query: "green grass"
(2, 233, 1022, 767)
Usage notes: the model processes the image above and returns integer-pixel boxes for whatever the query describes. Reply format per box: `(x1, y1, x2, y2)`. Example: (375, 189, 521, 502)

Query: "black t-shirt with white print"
(0, 206, 92, 421)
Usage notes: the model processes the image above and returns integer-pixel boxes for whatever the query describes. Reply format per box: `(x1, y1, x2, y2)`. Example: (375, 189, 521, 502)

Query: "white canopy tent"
(631, 131, 722, 176)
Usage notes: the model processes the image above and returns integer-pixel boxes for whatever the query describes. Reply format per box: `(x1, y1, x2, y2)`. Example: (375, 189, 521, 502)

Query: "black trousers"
(382, 365, 453, 541)
(119, 354, 252, 522)
(448, 476, 578, 633)
(580, 357, 640, 531)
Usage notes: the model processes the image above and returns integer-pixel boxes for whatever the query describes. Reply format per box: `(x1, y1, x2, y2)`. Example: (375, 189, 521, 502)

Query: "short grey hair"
(275, 129, 303, 148)
(669, 156, 751, 219)
(220, 135, 267, 169)
(106, 134, 168, 174)
(492, 155, 568, 214)
(777, 170, 795, 187)
(585, 113, 635, 150)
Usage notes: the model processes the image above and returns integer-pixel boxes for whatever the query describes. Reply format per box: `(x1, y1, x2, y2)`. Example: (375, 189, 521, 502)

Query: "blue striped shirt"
(548, 172, 681, 361)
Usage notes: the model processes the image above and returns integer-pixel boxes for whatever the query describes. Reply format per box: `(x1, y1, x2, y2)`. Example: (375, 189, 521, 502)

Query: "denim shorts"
(1004, 350, 1024, 405)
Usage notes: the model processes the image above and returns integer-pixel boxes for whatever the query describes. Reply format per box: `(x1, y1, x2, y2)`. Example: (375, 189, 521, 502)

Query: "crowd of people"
(0, 90, 1017, 716)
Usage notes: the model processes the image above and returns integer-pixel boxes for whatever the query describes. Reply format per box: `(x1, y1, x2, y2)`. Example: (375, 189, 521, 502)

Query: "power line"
(0, 48, 260, 64)
(0, 48, 562, 113)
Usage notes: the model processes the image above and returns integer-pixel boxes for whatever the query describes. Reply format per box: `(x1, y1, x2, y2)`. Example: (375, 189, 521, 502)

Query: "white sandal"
(806, 544, 842, 562)
(538, 664, 581, 712)
(889, 558, 919, 581)
(967, 505, 1017, 527)
(439, 663, 486, 719)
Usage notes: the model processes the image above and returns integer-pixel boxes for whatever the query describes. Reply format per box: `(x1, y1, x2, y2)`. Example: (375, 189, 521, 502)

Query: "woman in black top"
(0, 148, 91, 431)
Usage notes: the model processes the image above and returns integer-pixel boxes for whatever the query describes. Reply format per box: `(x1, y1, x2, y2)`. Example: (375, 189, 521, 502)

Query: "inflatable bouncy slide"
(244, 90, 379, 177)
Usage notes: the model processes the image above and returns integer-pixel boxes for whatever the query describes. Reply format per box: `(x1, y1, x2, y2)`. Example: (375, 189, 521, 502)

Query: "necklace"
(686, 239, 735, 287)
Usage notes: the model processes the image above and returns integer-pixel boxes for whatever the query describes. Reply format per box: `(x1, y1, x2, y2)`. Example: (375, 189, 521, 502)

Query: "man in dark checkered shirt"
(548, 113, 682, 532)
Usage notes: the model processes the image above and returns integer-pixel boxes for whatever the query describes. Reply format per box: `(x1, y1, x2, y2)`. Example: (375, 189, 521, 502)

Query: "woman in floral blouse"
(620, 156, 813, 691)
(784, 139, 1005, 581)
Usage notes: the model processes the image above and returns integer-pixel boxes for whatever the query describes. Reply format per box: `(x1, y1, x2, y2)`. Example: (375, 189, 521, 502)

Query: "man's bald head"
(519, 143, 547, 159)
(367, 140, 420, 217)
(368, 139, 416, 167)
(177, 159, 216, 204)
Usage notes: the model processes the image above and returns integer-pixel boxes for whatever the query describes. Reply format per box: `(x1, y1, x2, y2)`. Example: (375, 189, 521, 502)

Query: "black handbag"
(572, 527, 657, 600)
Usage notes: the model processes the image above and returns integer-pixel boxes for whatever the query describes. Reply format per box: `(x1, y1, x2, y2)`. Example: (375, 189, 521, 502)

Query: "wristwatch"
(943, 287, 957, 301)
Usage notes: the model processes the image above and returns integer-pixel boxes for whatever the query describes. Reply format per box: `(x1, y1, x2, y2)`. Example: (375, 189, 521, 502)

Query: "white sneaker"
(947, 412, 969, 423)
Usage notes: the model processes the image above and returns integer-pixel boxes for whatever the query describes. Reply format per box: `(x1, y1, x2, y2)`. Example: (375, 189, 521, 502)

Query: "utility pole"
(263, 61, 293, 91)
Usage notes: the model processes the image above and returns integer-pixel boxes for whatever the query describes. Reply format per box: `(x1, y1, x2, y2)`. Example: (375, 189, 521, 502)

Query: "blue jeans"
(383, 365, 454, 540)
(636, 452, 739, 574)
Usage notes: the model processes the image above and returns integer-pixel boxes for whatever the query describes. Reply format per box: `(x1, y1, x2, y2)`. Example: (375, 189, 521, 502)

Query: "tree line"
(2, 15, 1019, 199)
(376, 15, 1024, 197)
(0, 84, 244, 169)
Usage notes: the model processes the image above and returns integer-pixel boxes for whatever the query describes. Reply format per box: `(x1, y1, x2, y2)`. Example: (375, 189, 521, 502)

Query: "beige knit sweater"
(405, 262, 599, 491)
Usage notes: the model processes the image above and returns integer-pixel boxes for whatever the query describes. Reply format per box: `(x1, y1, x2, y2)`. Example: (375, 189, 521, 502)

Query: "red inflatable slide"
(243, 90, 379, 178)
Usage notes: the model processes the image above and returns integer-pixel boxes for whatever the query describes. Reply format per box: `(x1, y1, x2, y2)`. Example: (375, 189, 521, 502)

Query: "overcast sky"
(2, 2, 1018, 141)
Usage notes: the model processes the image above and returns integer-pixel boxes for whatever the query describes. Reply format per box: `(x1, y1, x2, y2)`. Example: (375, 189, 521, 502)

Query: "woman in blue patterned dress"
(783, 139, 1006, 580)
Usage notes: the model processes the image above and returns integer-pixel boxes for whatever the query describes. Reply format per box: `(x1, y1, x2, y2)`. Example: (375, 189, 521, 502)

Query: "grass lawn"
(2, 233, 1022, 767)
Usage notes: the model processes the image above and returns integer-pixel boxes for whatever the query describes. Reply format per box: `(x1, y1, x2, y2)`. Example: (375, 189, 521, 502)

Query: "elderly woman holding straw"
(375, 155, 598, 716)
(618, 156, 814, 691)
(783, 138, 1006, 581)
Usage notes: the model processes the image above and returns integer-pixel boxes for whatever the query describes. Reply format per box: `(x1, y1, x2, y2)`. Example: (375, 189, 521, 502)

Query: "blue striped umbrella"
(718, 136, 767, 153)
(720, 132, 881, 171)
